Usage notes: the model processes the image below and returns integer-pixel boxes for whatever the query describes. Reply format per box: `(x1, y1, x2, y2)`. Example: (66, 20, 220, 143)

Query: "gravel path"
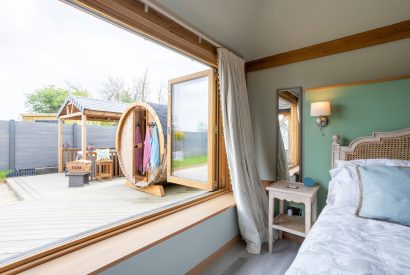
(0, 183, 19, 205)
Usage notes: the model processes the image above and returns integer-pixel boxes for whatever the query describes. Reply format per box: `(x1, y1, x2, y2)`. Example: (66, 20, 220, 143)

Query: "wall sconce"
(310, 101, 331, 134)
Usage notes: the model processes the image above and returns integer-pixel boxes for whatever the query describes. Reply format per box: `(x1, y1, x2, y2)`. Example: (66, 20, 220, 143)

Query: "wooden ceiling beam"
(83, 109, 123, 119)
(59, 112, 83, 120)
(279, 91, 298, 105)
(67, 0, 218, 67)
(83, 117, 120, 122)
(246, 20, 410, 72)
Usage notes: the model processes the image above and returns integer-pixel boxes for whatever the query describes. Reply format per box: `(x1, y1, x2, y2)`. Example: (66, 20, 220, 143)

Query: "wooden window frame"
(0, 1, 230, 273)
(167, 69, 217, 191)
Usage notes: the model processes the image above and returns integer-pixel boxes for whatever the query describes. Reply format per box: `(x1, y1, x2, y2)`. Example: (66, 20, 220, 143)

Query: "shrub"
(0, 170, 11, 180)
(175, 131, 185, 141)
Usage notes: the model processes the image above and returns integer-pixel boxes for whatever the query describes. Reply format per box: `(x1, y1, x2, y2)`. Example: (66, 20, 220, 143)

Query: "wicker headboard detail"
(332, 128, 410, 168)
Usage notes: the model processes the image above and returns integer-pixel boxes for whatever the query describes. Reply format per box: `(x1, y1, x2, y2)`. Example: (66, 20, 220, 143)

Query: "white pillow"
(327, 159, 410, 207)
(336, 159, 410, 168)
(327, 165, 360, 208)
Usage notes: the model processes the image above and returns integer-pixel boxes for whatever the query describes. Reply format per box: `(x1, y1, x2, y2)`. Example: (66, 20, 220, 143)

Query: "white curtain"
(218, 48, 268, 254)
(277, 129, 290, 181)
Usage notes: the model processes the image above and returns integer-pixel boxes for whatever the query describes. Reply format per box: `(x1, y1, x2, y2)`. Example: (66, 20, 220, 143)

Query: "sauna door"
(167, 69, 217, 191)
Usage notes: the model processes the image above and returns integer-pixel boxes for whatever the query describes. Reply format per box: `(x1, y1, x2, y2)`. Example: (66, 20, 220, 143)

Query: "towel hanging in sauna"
(150, 126, 160, 169)
(143, 126, 151, 172)
(135, 126, 143, 174)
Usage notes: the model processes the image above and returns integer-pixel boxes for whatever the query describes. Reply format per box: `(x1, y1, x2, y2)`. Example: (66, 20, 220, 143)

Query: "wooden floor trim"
(185, 235, 242, 275)
(246, 20, 410, 72)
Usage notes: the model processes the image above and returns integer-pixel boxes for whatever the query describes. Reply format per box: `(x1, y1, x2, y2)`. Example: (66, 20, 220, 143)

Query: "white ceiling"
(151, 0, 410, 61)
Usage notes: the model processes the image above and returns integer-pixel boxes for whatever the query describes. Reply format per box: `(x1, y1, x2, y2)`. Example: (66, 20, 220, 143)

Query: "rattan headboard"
(332, 128, 410, 168)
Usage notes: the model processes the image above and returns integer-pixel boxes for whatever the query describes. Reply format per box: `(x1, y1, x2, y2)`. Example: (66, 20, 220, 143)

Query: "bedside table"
(266, 181, 319, 253)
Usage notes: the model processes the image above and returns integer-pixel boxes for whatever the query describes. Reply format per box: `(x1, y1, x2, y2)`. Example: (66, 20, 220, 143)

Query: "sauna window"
(167, 70, 216, 191)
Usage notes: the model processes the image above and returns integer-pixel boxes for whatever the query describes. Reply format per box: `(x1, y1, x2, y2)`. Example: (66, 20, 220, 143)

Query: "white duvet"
(285, 205, 410, 275)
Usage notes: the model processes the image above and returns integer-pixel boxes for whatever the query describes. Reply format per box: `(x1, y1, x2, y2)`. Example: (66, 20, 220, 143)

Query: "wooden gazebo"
(56, 96, 128, 173)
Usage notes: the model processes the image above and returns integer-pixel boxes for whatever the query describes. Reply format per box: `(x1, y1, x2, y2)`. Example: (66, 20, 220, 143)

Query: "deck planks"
(0, 174, 207, 264)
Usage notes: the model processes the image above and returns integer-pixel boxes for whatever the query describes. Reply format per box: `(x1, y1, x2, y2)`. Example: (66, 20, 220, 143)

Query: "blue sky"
(0, 0, 207, 120)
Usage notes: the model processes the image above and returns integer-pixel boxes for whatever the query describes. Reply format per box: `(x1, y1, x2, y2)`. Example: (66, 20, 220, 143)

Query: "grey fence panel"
(0, 120, 122, 170)
(73, 124, 117, 149)
(179, 132, 208, 157)
(14, 122, 72, 170)
(0, 121, 10, 170)
(63, 124, 74, 150)
(88, 125, 117, 148)
(15, 122, 56, 170)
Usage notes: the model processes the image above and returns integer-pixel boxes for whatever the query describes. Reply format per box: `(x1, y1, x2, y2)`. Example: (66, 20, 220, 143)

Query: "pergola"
(56, 96, 129, 172)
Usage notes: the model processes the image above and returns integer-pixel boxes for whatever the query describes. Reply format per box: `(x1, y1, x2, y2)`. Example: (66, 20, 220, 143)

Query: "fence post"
(9, 120, 15, 170)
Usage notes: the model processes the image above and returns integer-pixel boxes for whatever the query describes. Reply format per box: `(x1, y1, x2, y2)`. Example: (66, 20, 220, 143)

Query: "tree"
(100, 71, 152, 103)
(67, 83, 90, 98)
(25, 84, 90, 113)
(157, 83, 167, 104)
(99, 77, 132, 103)
(130, 70, 151, 102)
(25, 86, 69, 113)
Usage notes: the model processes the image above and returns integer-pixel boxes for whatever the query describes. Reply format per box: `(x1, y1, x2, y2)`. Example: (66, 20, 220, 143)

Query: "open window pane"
(171, 77, 209, 181)
(167, 70, 216, 190)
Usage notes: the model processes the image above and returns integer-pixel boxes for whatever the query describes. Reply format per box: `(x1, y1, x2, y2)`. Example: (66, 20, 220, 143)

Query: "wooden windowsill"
(17, 192, 235, 275)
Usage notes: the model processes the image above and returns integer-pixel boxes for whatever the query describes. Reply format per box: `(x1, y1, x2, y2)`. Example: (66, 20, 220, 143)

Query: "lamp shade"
(310, 101, 331, 116)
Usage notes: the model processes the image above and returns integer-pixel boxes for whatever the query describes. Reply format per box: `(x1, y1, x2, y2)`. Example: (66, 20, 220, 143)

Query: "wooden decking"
(0, 174, 207, 264)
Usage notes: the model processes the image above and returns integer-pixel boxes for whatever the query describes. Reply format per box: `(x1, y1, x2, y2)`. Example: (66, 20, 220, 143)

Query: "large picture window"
(0, 1, 227, 272)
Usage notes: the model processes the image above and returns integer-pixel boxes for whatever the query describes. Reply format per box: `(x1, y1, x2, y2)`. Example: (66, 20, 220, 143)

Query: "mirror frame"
(275, 87, 303, 182)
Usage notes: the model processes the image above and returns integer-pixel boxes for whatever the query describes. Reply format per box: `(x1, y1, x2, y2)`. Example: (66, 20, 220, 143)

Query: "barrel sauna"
(116, 102, 168, 196)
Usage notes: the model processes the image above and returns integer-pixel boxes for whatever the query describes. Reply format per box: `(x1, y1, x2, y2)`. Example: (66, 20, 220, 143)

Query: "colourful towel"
(135, 126, 143, 174)
(143, 127, 151, 172)
(150, 126, 160, 169)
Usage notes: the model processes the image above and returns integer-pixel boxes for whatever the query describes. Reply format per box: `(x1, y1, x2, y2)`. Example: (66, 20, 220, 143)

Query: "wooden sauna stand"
(124, 179, 165, 197)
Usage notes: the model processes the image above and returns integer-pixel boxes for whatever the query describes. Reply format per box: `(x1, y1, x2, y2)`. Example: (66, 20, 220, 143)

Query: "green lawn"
(172, 155, 208, 170)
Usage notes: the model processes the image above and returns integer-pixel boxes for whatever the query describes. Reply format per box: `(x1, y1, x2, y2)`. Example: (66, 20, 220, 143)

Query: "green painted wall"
(303, 78, 410, 212)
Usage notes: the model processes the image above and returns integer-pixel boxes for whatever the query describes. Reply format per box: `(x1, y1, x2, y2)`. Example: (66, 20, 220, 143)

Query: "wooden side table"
(266, 181, 319, 253)
(95, 160, 113, 181)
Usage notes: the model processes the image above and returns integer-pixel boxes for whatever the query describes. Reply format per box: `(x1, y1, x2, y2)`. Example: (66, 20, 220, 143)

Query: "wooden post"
(82, 114, 87, 160)
(9, 120, 16, 170)
(58, 118, 63, 172)
(72, 123, 76, 148)
(290, 104, 300, 166)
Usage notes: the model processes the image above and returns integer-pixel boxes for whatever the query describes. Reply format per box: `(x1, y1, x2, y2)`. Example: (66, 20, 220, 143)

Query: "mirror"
(276, 88, 302, 182)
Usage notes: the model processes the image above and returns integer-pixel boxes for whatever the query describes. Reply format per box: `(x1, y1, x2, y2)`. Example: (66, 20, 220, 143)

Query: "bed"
(286, 128, 410, 275)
